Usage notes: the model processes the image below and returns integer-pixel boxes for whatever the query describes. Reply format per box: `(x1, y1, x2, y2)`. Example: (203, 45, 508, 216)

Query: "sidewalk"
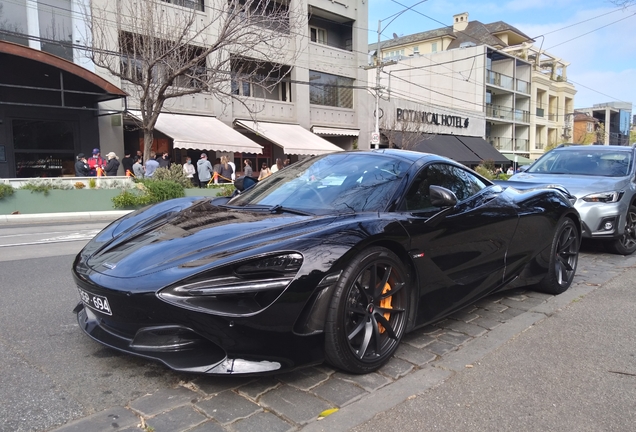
(0, 210, 131, 224)
(346, 266, 636, 432)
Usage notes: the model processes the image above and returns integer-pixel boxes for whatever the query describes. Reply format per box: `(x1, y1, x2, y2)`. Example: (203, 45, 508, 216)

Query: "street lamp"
(370, 0, 429, 149)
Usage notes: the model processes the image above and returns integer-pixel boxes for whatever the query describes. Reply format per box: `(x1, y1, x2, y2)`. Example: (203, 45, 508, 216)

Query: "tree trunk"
(143, 128, 154, 163)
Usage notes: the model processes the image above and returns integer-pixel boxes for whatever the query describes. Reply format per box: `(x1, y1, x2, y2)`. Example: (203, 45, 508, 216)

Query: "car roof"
(354, 148, 453, 164)
(552, 144, 634, 153)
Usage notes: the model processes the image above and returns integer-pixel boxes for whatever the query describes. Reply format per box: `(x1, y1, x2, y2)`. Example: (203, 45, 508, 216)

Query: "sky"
(368, 0, 636, 112)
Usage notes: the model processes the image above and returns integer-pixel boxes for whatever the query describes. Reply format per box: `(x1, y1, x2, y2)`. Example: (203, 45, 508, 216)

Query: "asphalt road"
(0, 223, 193, 432)
(1, 222, 634, 431)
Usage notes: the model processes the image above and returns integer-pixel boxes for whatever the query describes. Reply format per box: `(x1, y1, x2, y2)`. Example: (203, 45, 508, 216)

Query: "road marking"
(0, 230, 100, 247)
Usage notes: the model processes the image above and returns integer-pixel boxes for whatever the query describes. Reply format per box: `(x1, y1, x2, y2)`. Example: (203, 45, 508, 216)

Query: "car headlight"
(581, 191, 624, 203)
(158, 253, 303, 316)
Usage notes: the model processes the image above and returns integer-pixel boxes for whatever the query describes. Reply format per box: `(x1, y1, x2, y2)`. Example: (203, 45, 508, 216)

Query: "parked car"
(73, 150, 580, 375)
(510, 144, 636, 255)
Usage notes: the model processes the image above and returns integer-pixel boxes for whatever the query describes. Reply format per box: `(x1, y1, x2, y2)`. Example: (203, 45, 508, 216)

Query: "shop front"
(0, 41, 126, 178)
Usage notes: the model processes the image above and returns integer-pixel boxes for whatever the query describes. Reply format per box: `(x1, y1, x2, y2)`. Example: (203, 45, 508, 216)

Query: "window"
(231, 57, 292, 102)
(309, 70, 353, 109)
(586, 122, 594, 133)
(230, 0, 290, 33)
(401, 163, 488, 212)
(161, 0, 204, 12)
(400, 49, 405, 55)
(431, 42, 438, 52)
(310, 26, 327, 44)
(413, 46, 419, 54)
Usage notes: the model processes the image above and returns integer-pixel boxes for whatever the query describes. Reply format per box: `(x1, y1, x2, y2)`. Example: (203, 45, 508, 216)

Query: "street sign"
(371, 132, 380, 145)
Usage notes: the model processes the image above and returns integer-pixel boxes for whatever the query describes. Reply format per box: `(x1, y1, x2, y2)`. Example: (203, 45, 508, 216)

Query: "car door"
(398, 162, 518, 325)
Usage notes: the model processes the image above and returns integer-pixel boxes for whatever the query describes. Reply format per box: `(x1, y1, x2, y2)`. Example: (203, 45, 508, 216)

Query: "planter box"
(0, 188, 224, 215)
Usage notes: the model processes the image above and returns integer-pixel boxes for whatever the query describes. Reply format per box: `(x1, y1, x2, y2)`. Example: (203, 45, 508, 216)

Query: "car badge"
(103, 262, 117, 270)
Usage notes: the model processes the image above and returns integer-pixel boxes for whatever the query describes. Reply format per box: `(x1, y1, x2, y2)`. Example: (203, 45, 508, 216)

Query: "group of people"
(75, 148, 121, 177)
(76, 148, 291, 187)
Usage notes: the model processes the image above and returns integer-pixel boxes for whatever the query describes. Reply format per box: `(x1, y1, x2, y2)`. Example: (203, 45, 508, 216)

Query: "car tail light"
(157, 253, 303, 316)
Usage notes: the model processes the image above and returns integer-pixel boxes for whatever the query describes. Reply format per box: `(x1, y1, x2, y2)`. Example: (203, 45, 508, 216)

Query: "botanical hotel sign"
(396, 108, 469, 129)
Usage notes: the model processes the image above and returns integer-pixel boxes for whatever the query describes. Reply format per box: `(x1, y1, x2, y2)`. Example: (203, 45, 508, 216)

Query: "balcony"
(535, 142, 545, 150)
(536, 108, 544, 118)
(486, 103, 514, 121)
(486, 70, 513, 90)
(232, 98, 296, 123)
(516, 79, 530, 94)
(514, 138, 529, 152)
(548, 112, 558, 121)
(514, 109, 530, 123)
(310, 105, 357, 128)
(489, 136, 513, 152)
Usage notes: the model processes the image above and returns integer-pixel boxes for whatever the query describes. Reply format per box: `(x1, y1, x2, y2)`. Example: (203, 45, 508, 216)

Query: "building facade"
(575, 102, 632, 146)
(369, 12, 577, 162)
(0, 0, 370, 178)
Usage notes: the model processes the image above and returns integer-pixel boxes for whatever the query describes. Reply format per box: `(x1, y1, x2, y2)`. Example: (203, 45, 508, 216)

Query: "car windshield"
(527, 149, 633, 177)
(227, 153, 412, 213)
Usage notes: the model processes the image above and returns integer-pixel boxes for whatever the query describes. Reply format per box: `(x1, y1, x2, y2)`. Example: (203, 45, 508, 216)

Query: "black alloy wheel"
(535, 218, 579, 295)
(606, 205, 636, 255)
(324, 247, 410, 374)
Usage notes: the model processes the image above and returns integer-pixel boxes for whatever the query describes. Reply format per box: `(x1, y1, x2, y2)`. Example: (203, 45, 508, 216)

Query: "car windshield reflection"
(528, 150, 633, 177)
(228, 153, 412, 213)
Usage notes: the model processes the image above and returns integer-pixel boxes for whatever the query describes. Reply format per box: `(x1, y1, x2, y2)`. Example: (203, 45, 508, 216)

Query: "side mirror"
(430, 185, 458, 207)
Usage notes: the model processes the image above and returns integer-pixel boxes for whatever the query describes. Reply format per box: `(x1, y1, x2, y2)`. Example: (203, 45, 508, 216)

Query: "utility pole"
(364, 20, 397, 149)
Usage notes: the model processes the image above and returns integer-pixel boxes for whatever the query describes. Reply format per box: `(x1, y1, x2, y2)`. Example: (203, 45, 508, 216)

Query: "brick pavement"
(52, 248, 636, 432)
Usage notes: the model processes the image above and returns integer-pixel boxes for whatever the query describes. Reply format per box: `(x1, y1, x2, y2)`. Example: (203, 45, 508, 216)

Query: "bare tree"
(83, 0, 304, 161)
(380, 115, 434, 150)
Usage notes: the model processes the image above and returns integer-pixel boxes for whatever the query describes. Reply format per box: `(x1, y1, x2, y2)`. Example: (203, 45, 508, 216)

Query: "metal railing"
(514, 139, 529, 151)
(486, 103, 514, 120)
(516, 79, 530, 94)
(535, 142, 545, 150)
(514, 109, 530, 123)
(486, 70, 514, 90)
(489, 137, 513, 152)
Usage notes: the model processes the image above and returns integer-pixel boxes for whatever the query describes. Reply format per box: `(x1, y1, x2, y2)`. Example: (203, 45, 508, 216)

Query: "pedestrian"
(145, 151, 160, 177)
(136, 150, 143, 161)
(212, 158, 222, 184)
(158, 151, 171, 168)
(271, 158, 283, 173)
(228, 160, 236, 181)
(104, 152, 121, 176)
(243, 159, 253, 177)
(121, 152, 134, 176)
(258, 162, 271, 180)
(283, 158, 291, 168)
(74, 153, 90, 177)
(183, 156, 197, 187)
(132, 156, 144, 178)
(217, 156, 233, 183)
(197, 153, 213, 187)
(506, 166, 514, 175)
(87, 148, 106, 176)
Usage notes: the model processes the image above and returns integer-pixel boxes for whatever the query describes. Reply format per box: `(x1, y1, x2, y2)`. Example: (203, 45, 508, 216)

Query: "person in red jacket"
(87, 148, 106, 176)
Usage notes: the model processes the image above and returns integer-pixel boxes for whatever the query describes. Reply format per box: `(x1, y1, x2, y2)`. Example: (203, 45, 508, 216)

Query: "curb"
(0, 210, 133, 224)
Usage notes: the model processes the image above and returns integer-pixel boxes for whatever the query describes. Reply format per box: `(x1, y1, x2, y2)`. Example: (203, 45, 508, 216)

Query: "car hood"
(509, 172, 629, 197)
(84, 199, 338, 278)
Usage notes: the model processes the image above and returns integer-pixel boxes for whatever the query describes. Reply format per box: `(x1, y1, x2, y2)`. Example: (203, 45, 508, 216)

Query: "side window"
(401, 163, 488, 212)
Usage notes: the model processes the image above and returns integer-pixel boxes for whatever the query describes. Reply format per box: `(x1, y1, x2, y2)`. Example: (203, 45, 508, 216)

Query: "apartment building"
(369, 12, 576, 162)
(0, 0, 369, 178)
(575, 102, 632, 145)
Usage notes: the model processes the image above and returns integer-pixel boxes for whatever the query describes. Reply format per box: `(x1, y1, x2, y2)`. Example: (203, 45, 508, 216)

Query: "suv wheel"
(605, 204, 636, 255)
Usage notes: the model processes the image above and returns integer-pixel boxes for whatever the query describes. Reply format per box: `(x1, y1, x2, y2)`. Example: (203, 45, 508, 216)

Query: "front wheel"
(605, 205, 636, 255)
(324, 247, 410, 374)
(534, 218, 580, 295)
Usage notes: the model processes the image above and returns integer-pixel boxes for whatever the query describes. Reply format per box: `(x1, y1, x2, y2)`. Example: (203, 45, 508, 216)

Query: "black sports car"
(73, 150, 581, 375)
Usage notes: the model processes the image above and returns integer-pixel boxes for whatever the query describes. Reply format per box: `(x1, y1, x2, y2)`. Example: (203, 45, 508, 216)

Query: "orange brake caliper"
(378, 282, 392, 333)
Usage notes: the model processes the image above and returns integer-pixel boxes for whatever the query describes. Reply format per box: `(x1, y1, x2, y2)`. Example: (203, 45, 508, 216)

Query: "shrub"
(112, 179, 185, 209)
(74, 182, 86, 189)
(474, 165, 494, 180)
(21, 179, 73, 195)
(88, 178, 97, 189)
(0, 183, 14, 199)
(209, 184, 235, 197)
(152, 164, 192, 188)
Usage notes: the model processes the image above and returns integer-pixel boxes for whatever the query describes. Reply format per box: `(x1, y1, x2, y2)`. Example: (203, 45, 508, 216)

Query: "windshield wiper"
(269, 205, 314, 216)
(220, 204, 313, 216)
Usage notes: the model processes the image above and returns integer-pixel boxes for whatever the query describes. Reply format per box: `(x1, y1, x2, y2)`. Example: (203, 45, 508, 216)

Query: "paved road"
(0, 222, 634, 432)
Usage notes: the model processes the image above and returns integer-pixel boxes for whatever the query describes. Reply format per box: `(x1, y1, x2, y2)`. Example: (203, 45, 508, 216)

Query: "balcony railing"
(536, 108, 544, 117)
(486, 103, 514, 120)
(548, 112, 558, 121)
(535, 142, 545, 150)
(489, 136, 513, 152)
(486, 70, 514, 90)
(516, 79, 530, 94)
(514, 109, 530, 123)
(514, 139, 529, 152)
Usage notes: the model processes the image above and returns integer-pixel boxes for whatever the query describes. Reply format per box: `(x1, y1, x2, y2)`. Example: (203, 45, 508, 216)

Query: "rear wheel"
(605, 205, 636, 255)
(324, 247, 410, 374)
(535, 218, 579, 295)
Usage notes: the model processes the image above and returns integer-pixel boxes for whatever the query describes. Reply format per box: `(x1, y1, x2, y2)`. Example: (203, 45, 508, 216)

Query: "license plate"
(78, 288, 112, 316)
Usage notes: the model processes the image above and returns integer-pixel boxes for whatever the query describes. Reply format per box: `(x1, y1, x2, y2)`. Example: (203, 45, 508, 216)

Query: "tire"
(534, 218, 580, 295)
(324, 247, 410, 374)
(605, 205, 636, 255)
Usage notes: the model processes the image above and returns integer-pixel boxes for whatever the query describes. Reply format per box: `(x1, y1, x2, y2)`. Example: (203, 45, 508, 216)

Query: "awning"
(502, 153, 534, 165)
(455, 136, 510, 165)
(128, 111, 262, 154)
(385, 131, 509, 166)
(236, 120, 344, 155)
(311, 126, 360, 137)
